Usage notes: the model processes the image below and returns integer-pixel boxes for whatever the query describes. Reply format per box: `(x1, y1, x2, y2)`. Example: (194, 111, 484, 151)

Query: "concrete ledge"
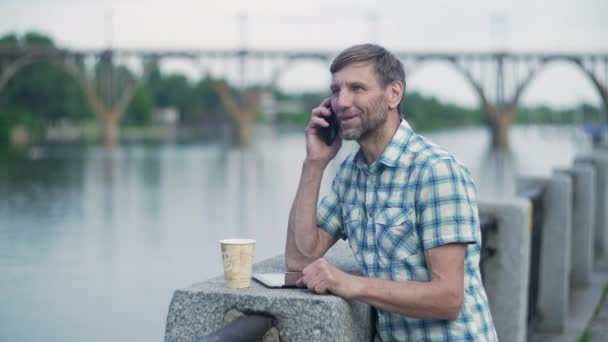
(479, 198, 532, 342)
(164, 241, 373, 342)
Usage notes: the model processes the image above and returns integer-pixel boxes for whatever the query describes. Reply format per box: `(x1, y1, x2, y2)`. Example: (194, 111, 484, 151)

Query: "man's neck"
(358, 112, 401, 165)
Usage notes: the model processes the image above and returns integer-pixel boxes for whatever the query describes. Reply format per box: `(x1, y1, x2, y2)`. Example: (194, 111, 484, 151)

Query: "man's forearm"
(285, 160, 327, 269)
(349, 276, 463, 321)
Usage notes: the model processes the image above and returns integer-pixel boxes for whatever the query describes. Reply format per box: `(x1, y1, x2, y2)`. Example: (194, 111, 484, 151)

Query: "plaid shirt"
(317, 120, 498, 341)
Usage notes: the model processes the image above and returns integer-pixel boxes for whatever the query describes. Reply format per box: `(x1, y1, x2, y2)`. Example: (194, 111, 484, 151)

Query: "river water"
(0, 125, 591, 342)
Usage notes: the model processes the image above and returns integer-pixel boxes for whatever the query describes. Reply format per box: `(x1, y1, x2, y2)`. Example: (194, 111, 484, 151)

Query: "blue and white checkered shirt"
(317, 120, 498, 341)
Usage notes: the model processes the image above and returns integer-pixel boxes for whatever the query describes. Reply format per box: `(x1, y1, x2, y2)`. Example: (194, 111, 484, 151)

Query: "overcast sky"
(2, 0, 607, 107)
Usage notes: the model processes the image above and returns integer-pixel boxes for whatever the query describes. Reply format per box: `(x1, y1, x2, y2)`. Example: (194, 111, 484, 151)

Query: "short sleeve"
(317, 177, 347, 240)
(416, 158, 479, 250)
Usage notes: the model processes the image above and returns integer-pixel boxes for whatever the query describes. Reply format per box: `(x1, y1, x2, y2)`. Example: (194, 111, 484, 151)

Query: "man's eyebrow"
(330, 80, 368, 88)
(349, 81, 367, 87)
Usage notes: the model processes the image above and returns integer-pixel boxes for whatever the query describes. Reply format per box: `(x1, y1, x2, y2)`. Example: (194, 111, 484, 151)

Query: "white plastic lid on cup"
(219, 238, 256, 244)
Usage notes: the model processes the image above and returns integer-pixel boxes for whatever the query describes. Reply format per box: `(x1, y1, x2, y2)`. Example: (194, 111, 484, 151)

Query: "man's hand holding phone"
(305, 97, 341, 167)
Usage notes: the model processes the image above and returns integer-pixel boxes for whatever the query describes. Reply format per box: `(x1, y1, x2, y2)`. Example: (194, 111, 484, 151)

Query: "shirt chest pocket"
(375, 207, 419, 261)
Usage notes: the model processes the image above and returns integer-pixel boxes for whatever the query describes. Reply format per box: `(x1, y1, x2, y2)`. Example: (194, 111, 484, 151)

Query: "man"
(285, 44, 498, 341)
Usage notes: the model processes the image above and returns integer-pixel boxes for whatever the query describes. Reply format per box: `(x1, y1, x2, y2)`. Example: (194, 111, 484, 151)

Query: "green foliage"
(0, 32, 94, 128)
(272, 88, 603, 132)
(273, 89, 324, 127)
(124, 85, 154, 126)
(0, 60, 95, 123)
(145, 60, 225, 124)
(0, 33, 18, 46)
(152, 73, 192, 113)
(276, 111, 312, 126)
(0, 108, 44, 146)
(516, 103, 602, 125)
(1, 30, 605, 148)
(0, 31, 53, 48)
(403, 92, 483, 131)
(191, 77, 226, 118)
(22, 32, 54, 46)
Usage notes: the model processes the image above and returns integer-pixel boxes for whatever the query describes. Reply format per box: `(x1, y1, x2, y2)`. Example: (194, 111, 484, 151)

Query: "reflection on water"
(0, 125, 591, 342)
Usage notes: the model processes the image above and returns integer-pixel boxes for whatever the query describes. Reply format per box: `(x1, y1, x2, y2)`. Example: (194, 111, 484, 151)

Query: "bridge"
(1, 46, 607, 147)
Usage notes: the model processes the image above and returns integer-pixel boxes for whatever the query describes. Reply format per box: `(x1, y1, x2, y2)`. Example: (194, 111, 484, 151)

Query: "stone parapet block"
(563, 163, 596, 288)
(576, 150, 608, 260)
(479, 198, 532, 342)
(517, 173, 572, 333)
(164, 241, 372, 342)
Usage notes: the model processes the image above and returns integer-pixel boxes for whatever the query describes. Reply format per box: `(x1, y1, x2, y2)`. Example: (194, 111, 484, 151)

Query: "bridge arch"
(404, 58, 481, 108)
(0, 51, 150, 146)
(520, 57, 608, 122)
(0, 54, 62, 94)
(0, 53, 107, 116)
(269, 56, 331, 92)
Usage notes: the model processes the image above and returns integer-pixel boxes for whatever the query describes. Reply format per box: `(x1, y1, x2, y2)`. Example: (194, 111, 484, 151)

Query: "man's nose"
(333, 91, 352, 111)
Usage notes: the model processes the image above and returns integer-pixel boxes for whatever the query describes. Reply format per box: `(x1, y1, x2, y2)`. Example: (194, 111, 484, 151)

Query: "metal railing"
(479, 214, 498, 282)
(197, 314, 275, 342)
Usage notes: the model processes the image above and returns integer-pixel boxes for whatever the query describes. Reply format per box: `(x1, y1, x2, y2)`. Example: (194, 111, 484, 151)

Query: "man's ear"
(387, 81, 404, 110)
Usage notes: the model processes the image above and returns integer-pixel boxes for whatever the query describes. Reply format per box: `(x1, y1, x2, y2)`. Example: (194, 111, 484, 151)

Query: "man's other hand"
(296, 258, 357, 299)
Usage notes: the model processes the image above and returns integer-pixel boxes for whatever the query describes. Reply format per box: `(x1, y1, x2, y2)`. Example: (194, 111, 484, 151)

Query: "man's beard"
(340, 103, 388, 141)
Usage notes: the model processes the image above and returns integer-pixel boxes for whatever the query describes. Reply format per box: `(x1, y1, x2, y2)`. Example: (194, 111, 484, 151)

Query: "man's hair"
(330, 44, 406, 112)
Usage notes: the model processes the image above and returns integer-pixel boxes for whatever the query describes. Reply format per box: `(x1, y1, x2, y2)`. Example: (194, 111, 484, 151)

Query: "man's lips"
(339, 115, 358, 124)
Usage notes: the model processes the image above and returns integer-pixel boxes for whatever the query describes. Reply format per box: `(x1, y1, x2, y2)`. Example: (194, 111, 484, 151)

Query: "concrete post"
(517, 173, 573, 333)
(479, 198, 531, 342)
(566, 163, 596, 288)
(576, 151, 608, 261)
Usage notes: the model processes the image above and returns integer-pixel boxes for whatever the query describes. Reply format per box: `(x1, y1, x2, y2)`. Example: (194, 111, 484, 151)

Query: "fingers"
(306, 112, 330, 138)
(316, 97, 332, 118)
(312, 97, 333, 119)
(313, 280, 330, 294)
(319, 96, 331, 108)
(311, 108, 332, 124)
(304, 276, 329, 294)
(299, 259, 335, 294)
(309, 115, 329, 129)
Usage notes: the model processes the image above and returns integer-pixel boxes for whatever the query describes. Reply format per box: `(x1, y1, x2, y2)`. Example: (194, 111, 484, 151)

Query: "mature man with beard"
(285, 44, 498, 341)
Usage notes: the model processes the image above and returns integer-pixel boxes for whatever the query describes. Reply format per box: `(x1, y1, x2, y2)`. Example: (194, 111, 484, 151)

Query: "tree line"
(274, 90, 604, 131)
(0, 31, 604, 149)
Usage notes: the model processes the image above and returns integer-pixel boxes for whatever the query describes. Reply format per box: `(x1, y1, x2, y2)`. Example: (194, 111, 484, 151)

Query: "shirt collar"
(353, 119, 414, 170)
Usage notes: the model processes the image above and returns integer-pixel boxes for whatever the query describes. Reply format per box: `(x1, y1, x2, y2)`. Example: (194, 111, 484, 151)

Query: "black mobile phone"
(252, 272, 302, 288)
(319, 105, 339, 146)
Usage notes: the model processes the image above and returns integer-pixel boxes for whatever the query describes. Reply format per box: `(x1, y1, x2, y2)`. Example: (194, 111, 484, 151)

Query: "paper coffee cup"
(220, 239, 256, 288)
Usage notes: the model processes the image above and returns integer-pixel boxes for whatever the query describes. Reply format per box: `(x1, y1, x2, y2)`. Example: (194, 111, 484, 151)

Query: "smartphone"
(319, 105, 339, 146)
(252, 272, 303, 288)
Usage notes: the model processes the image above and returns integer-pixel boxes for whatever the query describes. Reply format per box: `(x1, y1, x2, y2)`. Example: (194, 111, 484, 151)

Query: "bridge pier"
(101, 112, 120, 147)
(210, 79, 259, 147)
(484, 102, 516, 150)
(490, 110, 515, 150)
(231, 116, 254, 146)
